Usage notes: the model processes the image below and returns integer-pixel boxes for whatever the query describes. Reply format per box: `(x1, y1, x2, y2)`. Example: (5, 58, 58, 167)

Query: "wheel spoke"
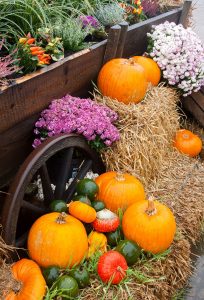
(15, 231, 28, 247)
(39, 163, 54, 205)
(54, 147, 74, 199)
(63, 159, 93, 202)
(22, 200, 48, 214)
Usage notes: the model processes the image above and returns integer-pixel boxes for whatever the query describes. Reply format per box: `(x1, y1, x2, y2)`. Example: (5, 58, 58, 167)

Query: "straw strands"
(95, 85, 181, 186)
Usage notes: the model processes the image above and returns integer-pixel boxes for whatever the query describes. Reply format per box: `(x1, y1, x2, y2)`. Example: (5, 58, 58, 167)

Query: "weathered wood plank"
(0, 44, 107, 134)
(179, 0, 192, 28)
(122, 8, 182, 58)
(190, 91, 204, 111)
(182, 96, 204, 127)
(103, 25, 121, 64)
(0, 115, 38, 188)
(116, 21, 129, 58)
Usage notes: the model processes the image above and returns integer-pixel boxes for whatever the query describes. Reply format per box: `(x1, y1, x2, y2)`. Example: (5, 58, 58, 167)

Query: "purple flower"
(33, 95, 120, 150)
(79, 15, 100, 28)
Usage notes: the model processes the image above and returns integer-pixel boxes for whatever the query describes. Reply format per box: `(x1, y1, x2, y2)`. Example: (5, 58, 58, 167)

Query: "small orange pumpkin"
(95, 171, 145, 212)
(97, 58, 148, 104)
(5, 259, 46, 300)
(173, 129, 202, 157)
(28, 212, 88, 268)
(69, 201, 97, 223)
(122, 199, 176, 254)
(131, 56, 161, 86)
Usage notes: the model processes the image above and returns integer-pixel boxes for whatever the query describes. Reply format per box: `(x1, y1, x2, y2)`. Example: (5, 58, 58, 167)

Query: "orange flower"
(38, 53, 51, 65)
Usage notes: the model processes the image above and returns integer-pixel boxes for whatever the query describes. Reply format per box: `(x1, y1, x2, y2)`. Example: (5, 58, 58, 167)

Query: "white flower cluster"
(147, 21, 204, 96)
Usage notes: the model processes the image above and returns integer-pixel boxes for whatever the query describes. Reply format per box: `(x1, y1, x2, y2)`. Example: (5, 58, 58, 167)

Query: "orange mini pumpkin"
(173, 129, 202, 157)
(97, 58, 148, 104)
(131, 56, 161, 86)
(95, 171, 145, 212)
(122, 199, 176, 254)
(28, 212, 88, 268)
(5, 259, 46, 300)
(69, 201, 97, 223)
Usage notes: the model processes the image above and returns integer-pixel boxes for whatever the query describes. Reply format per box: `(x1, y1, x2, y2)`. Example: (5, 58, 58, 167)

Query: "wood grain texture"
(103, 25, 121, 64)
(116, 21, 129, 58)
(0, 45, 106, 134)
(179, 0, 192, 28)
(182, 94, 204, 127)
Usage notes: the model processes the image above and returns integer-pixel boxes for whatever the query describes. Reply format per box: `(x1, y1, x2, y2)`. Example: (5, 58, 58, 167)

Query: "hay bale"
(95, 86, 181, 185)
(148, 151, 204, 243)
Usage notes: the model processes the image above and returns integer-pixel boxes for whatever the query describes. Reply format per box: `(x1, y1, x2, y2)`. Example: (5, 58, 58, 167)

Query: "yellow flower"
(133, 8, 137, 14)
(138, 7, 142, 15)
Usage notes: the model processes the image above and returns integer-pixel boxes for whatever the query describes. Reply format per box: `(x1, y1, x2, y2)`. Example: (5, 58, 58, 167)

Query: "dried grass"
(148, 151, 204, 243)
(80, 238, 190, 300)
(95, 85, 181, 186)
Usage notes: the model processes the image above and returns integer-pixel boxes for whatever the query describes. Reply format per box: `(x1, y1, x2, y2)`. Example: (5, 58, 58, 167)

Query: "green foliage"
(53, 17, 91, 52)
(94, 3, 125, 27)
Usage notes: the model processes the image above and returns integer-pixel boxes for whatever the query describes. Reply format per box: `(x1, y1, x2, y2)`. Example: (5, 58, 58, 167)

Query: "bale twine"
(95, 86, 181, 186)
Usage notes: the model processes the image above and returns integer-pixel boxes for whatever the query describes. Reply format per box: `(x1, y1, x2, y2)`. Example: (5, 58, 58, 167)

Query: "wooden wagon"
(0, 1, 195, 248)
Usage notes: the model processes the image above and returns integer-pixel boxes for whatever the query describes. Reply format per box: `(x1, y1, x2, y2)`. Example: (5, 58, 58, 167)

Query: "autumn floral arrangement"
(33, 95, 120, 151)
(119, 0, 146, 23)
(147, 22, 204, 96)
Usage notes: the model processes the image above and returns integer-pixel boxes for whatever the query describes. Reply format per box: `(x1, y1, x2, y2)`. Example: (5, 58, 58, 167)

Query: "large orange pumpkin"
(173, 129, 202, 157)
(28, 212, 88, 268)
(131, 56, 161, 86)
(5, 259, 46, 300)
(97, 58, 148, 104)
(95, 171, 145, 212)
(122, 199, 176, 254)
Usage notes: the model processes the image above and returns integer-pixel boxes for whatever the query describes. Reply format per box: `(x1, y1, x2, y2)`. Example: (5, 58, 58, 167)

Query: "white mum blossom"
(147, 21, 204, 96)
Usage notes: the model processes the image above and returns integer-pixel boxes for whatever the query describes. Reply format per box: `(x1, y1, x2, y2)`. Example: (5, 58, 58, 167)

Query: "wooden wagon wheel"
(1, 134, 105, 247)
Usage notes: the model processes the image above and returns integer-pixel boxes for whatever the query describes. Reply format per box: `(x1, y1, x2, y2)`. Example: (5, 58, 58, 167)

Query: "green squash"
(72, 194, 91, 205)
(53, 275, 79, 299)
(42, 266, 60, 286)
(92, 201, 105, 212)
(76, 179, 99, 200)
(107, 228, 124, 247)
(49, 200, 67, 213)
(69, 266, 90, 288)
(116, 240, 141, 265)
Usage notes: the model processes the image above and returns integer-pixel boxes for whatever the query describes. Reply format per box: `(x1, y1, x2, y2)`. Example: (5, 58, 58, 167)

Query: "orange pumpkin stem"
(115, 172, 125, 182)
(146, 198, 157, 216)
(56, 212, 67, 224)
(12, 280, 22, 294)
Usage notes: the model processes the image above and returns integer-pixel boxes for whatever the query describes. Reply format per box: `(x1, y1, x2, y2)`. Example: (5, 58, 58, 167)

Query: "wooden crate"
(181, 87, 204, 127)
(0, 3, 190, 187)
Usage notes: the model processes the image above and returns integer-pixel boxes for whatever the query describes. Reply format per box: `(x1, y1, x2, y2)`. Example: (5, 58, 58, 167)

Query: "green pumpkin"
(76, 179, 99, 200)
(42, 266, 60, 286)
(53, 275, 79, 299)
(107, 228, 124, 247)
(116, 240, 141, 265)
(92, 201, 105, 212)
(72, 194, 91, 205)
(49, 200, 67, 213)
(69, 266, 90, 288)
